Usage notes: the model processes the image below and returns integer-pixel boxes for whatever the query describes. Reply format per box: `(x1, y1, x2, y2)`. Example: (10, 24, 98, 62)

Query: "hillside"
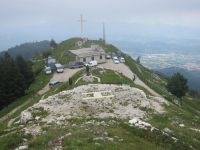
(156, 67, 200, 92)
(0, 41, 50, 60)
(0, 38, 199, 150)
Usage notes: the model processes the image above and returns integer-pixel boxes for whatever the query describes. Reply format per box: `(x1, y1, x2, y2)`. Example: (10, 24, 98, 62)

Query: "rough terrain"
(99, 60, 162, 97)
(20, 84, 168, 136)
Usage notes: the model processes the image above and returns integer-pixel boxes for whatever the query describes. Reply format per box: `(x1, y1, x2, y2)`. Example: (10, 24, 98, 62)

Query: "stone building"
(69, 45, 106, 63)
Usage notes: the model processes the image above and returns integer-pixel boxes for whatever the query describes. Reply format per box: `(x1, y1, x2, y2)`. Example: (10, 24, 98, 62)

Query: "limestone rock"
(15, 145, 28, 150)
(20, 111, 32, 124)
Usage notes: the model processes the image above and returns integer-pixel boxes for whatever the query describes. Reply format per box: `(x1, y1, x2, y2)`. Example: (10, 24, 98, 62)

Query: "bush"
(167, 73, 188, 98)
(69, 77, 73, 86)
(86, 66, 90, 76)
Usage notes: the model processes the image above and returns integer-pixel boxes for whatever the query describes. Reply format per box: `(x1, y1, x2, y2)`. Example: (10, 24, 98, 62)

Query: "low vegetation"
(124, 54, 177, 101)
(0, 38, 200, 150)
(167, 73, 188, 98)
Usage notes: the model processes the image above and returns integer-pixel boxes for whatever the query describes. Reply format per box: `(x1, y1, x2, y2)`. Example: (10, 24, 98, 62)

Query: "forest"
(0, 53, 34, 109)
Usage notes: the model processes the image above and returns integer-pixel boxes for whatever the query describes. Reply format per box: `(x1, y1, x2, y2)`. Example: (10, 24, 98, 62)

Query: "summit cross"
(78, 14, 86, 38)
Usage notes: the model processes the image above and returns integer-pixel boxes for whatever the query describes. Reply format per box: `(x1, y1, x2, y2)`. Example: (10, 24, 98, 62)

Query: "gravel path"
(98, 60, 162, 97)
(38, 68, 82, 95)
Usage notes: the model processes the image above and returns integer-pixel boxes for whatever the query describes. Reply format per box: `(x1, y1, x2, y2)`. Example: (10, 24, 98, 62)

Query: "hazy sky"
(1, 0, 200, 50)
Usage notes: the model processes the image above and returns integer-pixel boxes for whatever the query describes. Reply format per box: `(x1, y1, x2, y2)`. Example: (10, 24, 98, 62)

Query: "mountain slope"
(0, 38, 199, 150)
(0, 41, 50, 60)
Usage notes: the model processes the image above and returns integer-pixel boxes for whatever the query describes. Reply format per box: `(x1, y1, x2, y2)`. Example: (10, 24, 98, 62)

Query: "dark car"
(49, 80, 61, 88)
(68, 62, 85, 69)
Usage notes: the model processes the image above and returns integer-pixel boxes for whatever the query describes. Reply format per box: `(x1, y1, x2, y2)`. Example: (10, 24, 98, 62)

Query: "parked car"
(85, 60, 98, 67)
(68, 62, 85, 69)
(49, 80, 61, 88)
(119, 57, 125, 63)
(113, 56, 120, 64)
(44, 66, 52, 74)
(55, 63, 64, 73)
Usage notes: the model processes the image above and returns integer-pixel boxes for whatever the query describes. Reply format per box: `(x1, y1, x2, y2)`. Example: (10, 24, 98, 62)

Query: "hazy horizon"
(1, 0, 200, 51)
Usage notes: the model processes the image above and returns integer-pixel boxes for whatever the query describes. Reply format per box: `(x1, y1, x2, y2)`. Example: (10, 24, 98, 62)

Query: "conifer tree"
(15, 55, 34, 88)
(50, 39, 57, 49)
(167, 72, 188, 98)
(0, 53, 25, 108)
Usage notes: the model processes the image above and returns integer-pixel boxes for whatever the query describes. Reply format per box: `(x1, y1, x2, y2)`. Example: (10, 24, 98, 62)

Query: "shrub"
(167, 73, 188, 98)
(69, 77, 73, 86)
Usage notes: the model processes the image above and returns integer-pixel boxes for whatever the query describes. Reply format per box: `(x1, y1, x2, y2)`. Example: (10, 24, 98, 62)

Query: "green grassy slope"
(0, 38, 200, 150)
(38, 38, 120, 65)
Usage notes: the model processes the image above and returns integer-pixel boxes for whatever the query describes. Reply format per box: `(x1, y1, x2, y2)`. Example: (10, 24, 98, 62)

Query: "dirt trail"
(99, 60, 162, 97)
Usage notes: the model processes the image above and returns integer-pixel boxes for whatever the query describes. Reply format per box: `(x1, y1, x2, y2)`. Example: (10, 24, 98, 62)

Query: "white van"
(45, 66, 52, 74)
(85, 60, 97, 67)
(113, 56, 120, 64)
(119, 57, 125, 63)
(55, 63, 64, 73)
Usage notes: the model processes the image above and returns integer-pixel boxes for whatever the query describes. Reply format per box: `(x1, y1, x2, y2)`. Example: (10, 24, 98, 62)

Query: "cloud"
(1, 0, 200, 26)
(0, 0, 200, 50)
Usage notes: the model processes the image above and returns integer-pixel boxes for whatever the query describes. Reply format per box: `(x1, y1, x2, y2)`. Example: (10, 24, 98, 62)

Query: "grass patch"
(92, 69, 133, 85)
(118, 123, 190, 150)
(0, 131, 25, 150)
(28, 127, 66, 150)
(124, 55, 175, 101)
(32, 107, 48, 118)
(149, 103, 200, 149)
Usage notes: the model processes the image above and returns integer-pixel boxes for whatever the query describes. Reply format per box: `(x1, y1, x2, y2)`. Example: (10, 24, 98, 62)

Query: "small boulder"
(103, 132, 108, 136)
(15, 145, 28, 150)
(106, 137, 114, 142)
(35, 116, 40, 121)
(163, 128, 173, 134)
(179, 124, 185, 127)
(129, 118, 139, 124)
(20, 111, 32, 124)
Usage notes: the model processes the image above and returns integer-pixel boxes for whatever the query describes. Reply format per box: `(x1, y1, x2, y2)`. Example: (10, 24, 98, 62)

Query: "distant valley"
(156, 67, 200, 92)
(112, 39, 200, 92)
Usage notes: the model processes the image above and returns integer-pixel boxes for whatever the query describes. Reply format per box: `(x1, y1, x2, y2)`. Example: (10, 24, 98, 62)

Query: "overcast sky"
(1, 0, 200, 50)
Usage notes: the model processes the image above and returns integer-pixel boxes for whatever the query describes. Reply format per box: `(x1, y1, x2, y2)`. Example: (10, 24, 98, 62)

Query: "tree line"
(0, 53, 34, 109)
(0, 41, 51, 60)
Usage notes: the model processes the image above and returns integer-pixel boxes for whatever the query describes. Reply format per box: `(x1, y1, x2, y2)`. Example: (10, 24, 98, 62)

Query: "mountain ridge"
(0, 40, 50, 60)
(0, 38, 199, 150)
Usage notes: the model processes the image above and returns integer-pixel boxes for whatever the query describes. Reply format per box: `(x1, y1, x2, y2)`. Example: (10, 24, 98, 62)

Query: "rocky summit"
(20, 84, 167, 130)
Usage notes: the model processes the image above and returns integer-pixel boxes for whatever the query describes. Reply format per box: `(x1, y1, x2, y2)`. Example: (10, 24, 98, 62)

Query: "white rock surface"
(163, 128, 173, 134)
(35, 116, 40, 121)
(20, 84, 166, 126)
(129, 117, 152, 130)
(179, 124, 185, 127)
(15, 145, 28, 150)
(20, 111, 32, 124)
(23, 125, 41, 136)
